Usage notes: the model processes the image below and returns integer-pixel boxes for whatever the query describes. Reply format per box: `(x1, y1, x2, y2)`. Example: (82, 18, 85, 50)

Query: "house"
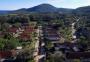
(66, 52, 90, 62)
(45, 35, 60, 41)
(21, 23, 29, 26)
(7, 25, 35, 40)
(54, 42, 82, 53)
(43, 26, 60, 43)
(18, 32, 31, 41)
(0, 50, 16, 59)
(17, 26, 35, 41)
(8, 27, 18, 34)
(0, 31, 5, 38)
(75, 28, 90, 40)
(16, 46, 22, 50)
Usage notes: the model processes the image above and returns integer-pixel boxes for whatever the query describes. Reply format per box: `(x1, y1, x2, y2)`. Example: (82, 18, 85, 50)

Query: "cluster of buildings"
(0, 22, 90, 62)
(7, 24, 35, 41)
(54, 42, 90, 61)
(66, 52, 90, 62)
(43, 25, 61, 43)
(43, 24, 90, 62)
(0, 50, 16, 60)
(0, 22, 37, 61)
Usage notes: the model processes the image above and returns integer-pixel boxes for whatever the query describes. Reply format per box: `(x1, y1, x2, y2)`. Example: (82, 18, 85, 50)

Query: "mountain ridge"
(0, 4, 90, 14)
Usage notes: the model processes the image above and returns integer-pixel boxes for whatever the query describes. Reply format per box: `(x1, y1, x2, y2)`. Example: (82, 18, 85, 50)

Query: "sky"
(0, 0, 90, 10)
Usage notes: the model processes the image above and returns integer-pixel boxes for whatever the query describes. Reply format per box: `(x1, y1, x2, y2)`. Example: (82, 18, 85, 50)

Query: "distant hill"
(0, 4, 90, 14)
(73, 6, 90, 14)
(58, 8, 73, 14)
(27, 4, 57, 12)
(13, 4, 73, 14)
(0, 10, 10, 14)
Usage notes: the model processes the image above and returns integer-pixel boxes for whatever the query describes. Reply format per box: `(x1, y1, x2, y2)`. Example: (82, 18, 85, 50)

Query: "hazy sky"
(0, 0, 90, 10)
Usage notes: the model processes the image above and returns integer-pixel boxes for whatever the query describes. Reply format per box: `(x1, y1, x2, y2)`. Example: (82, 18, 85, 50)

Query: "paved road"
(38, 26, 46, 62)
(34, 26, 46, 62)
(71, 18, 80, 43)
(33, 28, 40, 62)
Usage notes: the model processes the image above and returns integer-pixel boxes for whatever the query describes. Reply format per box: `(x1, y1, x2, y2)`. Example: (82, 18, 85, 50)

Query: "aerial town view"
(0, 0, 90, 62)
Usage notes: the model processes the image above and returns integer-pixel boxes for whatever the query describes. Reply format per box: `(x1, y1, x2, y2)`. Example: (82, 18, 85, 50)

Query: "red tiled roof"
(7, 26, 35, 40)
(0, 51, 15, 59)
(22, 26, 35, 33)
(0, 32, 5, 37)
(25, 29, 35, 32)
(8, 27, 18, 33)
(18, 33, 31, 40)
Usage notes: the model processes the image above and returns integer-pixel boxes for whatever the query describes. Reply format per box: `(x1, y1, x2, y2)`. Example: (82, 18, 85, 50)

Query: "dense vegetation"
(0, 8, 90, 62)
(0, 12, 90, 43)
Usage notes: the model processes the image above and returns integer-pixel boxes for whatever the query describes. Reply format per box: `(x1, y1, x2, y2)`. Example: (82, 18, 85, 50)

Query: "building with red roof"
(0, 50, 16, 59)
